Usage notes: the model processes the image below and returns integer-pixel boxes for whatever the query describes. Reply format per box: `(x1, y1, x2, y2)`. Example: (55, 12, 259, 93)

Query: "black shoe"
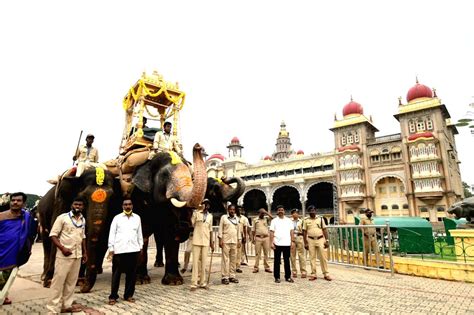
(154, 261, 164, 267)
(221, 278, 229, 285)
(240, 262, 248, 266)
(285, 278, 294, 283)
(236, 269, 243, 273)
(229, 278, 239, 283)
(275, 279, 281, 283)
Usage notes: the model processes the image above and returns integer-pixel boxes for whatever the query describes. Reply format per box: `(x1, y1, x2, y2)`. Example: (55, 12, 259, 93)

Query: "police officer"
(361, 209, 380, 268)
(290, 209, 307, 278)
(236, 206, 249, 272)
(251, 208, 272, 273)
(218, 204, 241, 284)
(303, 205, 332, 281)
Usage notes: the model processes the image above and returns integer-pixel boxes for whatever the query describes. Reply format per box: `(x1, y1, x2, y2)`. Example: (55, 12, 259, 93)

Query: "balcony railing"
(367, 133, 402, 144)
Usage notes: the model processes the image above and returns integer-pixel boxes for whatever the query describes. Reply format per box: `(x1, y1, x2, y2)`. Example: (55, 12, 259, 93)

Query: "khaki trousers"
(47, 257, 82, 313)
(76, 161, 106, 177)
(236, 241, 246, 267)
(254, 236, 270, 270)
(291, 237, 306, 274)
(221, 243, 237, 279)
(191, 245, 209, 288)
(363, 235, 380, 267)
(308, 237, 329, 276)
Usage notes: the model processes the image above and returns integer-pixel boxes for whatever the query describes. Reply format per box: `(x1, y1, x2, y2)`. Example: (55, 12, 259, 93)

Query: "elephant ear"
(132, 161, 152, 193)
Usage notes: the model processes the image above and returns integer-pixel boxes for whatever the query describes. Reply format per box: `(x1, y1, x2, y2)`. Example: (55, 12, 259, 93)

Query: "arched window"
(381, 205, 388, 210)
(426, 118, 434, 130)
(416, 120, 426, 132)
(341, 135, 346, 146)
(403, 204, 409, 209)
(354, 132, 359, 143)
(391, 204, 399, 210)
(347, 133, 353, 144)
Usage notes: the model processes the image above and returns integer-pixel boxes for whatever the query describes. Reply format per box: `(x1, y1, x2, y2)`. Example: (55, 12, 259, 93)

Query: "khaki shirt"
(292, 218, 304, 241)
(153, 132, 182, 154)
(218, 214, 241, 244)
(238, 215, 249, 239)
(361, 217, 376, 237)
(50, 212, 86, 259)
(76, 145, 99, 163)
(302, 216, 326, 238)
(191, 210, 213, 246)
(252, 217, 269, 237)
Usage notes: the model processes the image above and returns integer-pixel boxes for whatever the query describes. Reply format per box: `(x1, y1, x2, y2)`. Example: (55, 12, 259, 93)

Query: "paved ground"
(1, 244, 473, 314)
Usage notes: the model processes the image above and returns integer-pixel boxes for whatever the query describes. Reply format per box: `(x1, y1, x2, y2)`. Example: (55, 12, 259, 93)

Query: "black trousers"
(109, 252, 139, 300)
(273, 245, 291, 280)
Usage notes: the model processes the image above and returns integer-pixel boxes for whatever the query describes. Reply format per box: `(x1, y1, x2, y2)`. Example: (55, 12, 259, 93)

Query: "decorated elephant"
(131, 144, 207, 285)
(38, 168, 122, 292)
(448, 196, 474, 224)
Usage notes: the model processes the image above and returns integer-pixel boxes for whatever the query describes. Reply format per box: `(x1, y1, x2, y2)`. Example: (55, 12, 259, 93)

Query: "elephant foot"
(136, 274, 151, 285)
(97, 267, 103, 274)
(161, 273, 184, 285)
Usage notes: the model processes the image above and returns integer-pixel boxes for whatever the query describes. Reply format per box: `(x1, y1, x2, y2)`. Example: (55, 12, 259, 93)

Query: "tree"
(463, 182, 473, 198)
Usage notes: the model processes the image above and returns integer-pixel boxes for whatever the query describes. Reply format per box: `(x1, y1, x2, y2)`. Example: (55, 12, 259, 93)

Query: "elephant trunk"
(222, 177, 246, 201)
(186, 144, 207, 208)
(80, 188, 112, 293)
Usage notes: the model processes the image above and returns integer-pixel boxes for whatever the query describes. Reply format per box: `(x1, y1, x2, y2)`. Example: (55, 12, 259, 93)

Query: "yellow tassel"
(169, 151, 182, 165)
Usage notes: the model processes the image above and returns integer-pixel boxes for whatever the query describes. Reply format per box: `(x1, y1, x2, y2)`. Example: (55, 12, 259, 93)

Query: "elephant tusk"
(171, 198, 187, 208)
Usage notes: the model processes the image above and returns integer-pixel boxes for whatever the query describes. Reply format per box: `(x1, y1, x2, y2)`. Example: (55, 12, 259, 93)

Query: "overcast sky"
(1, 0, 473, 195)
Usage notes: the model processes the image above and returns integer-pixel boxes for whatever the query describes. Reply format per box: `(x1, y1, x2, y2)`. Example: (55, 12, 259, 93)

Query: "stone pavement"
(1, 245, 473, 314)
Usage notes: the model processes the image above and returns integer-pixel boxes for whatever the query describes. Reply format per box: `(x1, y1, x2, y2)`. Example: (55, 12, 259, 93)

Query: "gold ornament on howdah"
(120, 70, 186, 153)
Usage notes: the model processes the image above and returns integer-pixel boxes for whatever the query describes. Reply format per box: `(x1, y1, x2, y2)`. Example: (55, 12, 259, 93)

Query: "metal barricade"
(326, 222, 394, 276)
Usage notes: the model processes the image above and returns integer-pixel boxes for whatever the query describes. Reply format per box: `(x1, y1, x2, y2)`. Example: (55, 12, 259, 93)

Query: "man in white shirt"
(107, 199, 143, 305)
(269, 205, 295, 283)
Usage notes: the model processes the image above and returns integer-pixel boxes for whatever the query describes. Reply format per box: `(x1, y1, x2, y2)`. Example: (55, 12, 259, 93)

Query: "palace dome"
(231, 137, 240, 144)
(406, 81, 433, 102)
(263, 155, 271, 160)
(297, 150, 304, 155)
(342, 100, 363, 117)
(208, 153, 225, 161)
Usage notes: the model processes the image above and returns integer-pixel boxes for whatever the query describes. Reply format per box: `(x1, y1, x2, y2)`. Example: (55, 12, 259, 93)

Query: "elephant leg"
(44, 245, 57, 288)
(136, 238, 151, 285)
(81, 236, 107, 293)
(162, 240, 183, 285)
(41, 230, 51, 282)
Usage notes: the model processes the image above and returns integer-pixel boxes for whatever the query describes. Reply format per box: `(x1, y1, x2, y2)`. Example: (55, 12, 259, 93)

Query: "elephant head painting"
(38, 168, 121, 292)
(131, 143, 207, 285)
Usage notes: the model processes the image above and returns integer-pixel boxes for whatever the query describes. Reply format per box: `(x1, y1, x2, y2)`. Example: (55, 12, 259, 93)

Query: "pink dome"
(264, 155, 271, 160)
(342, 100, 363, 116)
(208, 153, 225, 161)
(297, 150, 304, 155)
(407, 82, 433, 102)
(231, 136, 240, 144)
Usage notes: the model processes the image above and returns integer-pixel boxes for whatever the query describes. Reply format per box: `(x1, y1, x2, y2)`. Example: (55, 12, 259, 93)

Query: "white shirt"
(108, 212, 144, 254)
(270, 216, 293, 246)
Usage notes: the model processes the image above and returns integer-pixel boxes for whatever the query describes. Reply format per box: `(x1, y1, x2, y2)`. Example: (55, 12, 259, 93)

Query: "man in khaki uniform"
(73, 134, 101, 177)
(218, 204, 241, 285)
(303, 205, 332, 281)
(47, 197, 87, 314)
(236, 206, 249, 272)
(190, 199, 214, 291)
(361, 209, 380, 268)
(251, 208, 272, 273)
(149, 121, 182, 160)
(290, 209, 307, 278)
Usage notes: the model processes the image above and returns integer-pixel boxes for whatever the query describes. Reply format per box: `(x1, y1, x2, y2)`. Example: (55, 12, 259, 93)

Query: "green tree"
(463, 182, 473, 198)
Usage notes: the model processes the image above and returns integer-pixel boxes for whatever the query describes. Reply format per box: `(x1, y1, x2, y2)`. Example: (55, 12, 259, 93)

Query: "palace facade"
(206, 80, 464, 223)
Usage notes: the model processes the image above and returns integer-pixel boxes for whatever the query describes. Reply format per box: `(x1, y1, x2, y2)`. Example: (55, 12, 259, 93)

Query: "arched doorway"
(374, 177, 408, 216)
(306, 182, 335, 218)
(243, 189, 267, 217)
(272, 186, 301, 211)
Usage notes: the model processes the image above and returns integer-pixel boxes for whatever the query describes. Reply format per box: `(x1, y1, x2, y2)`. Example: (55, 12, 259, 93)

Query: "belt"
(294, 232, 303, 236)
(308, 235, 324, 240)
(256, 235, 268, 238)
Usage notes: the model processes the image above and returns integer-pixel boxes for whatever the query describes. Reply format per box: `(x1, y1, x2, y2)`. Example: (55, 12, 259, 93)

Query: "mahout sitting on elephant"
(448, 196, 474, 225)
(38, 168, 122, 292)
(131, 144, 207, 285)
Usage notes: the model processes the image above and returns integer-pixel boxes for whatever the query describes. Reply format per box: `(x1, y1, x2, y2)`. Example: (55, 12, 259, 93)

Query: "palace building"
(206, 80, 464, 223)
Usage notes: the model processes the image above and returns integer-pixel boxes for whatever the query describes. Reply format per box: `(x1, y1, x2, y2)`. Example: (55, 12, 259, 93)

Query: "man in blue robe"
(0, 192, 37, 305)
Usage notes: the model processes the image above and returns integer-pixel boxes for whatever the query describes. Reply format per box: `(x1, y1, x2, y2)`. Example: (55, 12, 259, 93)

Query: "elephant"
(131, 143, 207, 285)
(205, 176, 246, 224)
(38, 168, 122, 292)
(448, 196, 474, 224)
